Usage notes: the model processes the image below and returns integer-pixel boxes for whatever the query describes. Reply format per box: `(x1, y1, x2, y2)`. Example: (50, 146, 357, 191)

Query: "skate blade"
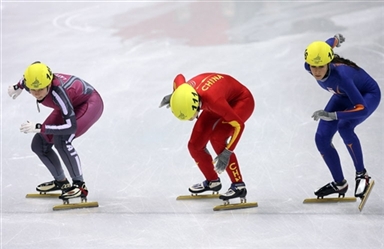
(53, 201, 99, 211)
(26, 193, 61, 198)
(303, 197, 356, 203)
(358, 180, 375, 212)
(176, 194, 220, 200)
(213, 202, 258, 211)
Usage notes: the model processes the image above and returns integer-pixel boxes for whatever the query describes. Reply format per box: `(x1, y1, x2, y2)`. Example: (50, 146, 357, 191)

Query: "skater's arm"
(333, 77, 368, 120)
(8, 78, 26, 99)
(41, 85, 77, 135)
(326, 34, 345, 49)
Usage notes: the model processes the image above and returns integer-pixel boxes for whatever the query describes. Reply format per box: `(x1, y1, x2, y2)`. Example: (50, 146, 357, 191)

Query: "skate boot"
(59, 181, 88, 203)
(36, 179, 71, 193)
(314, 180, 348, 198)
(355, 169, 371, 198)
(219, 182, 247, 203)
(189, 178, 221, 194)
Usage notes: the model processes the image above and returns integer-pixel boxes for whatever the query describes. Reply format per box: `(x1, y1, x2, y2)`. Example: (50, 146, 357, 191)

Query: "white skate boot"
(36, 179, 71, 193)
(355, 169, 371, 198)
(189, 178, 221, 194)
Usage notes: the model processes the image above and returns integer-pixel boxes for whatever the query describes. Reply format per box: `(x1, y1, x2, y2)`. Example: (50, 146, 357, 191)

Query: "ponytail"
(332, 54, 359, 68)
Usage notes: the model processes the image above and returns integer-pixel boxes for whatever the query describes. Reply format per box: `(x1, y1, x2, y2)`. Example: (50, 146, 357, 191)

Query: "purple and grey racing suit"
(17, 73, 104, 182)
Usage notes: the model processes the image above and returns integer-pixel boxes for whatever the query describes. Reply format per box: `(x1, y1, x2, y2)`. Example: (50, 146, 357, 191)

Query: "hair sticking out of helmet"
(304, 41, 334, 66)
(170, 83, 200, 121)
(24, 62, 53, 90)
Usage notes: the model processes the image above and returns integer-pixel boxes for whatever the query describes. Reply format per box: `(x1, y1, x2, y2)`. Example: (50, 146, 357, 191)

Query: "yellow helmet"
(170, 84, 200, 121)
(24, 62, 53, 90)
(304, 41, 334, 66)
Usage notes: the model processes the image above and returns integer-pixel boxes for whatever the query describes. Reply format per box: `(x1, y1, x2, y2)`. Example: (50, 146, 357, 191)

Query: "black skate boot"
(189, 178, 221, 194)
(36, 179, 71, 193)
(219, 182, 247, 202)
(314, 180, 348, 198)
(59, 181, 88, 203)
(355, 169, 371, 198)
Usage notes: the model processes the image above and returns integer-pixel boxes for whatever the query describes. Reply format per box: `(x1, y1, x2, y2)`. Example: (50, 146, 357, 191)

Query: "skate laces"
(332, 180, 347, 191)
(222, 183, 246, 196)
(57, 180, 71, 189)
(208, 179, 221, 188)
(200, 179, 221, 189)
(191, 183, 204, 189)
(230, 182, 246, 191)
(355, 170, 370, 181)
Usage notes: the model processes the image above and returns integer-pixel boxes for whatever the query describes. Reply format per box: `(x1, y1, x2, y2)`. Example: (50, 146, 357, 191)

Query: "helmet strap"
(36, 100, 40, 113)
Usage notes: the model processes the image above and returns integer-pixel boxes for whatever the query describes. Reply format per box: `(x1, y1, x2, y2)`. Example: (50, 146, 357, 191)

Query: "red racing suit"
(173, 73, 255, 183)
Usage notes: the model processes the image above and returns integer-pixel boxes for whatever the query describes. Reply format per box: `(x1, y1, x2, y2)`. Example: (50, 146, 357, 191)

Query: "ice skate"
(59, 181, 88, 204)
(36, 179, 71, 193)
(176, 179, 221, 200)
(26, 179, 72, 198)
(52, 181, 99, 210)
(213, 183, 257, 211)
(189, 178, 222, 194)
(314, 180, 348, 198)
(355, 169, 371, 198)
(219, 182, 247, 203)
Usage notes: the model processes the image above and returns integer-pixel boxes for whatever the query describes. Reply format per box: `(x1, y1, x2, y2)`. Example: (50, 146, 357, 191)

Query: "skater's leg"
(188, 111, 219, 181)
(210, 95, 253, 184)
(210, 122, 243, 183)
(54, 92, 103, 182)
(338, 119, 365, 173)
(53, 134, 83, 182)
(315, 120, 344, 183)
(31, 133, 66, 181)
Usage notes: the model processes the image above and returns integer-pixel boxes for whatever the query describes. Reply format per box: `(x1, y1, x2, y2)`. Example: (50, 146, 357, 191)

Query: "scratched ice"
(1, 2, 383, 249)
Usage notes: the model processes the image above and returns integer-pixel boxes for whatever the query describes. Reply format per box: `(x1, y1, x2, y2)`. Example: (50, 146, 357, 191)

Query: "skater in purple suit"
(8, 61, 104, 201)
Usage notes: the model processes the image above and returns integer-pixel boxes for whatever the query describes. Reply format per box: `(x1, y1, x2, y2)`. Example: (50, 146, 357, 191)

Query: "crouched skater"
(160, 73, 255, 202)
(8, 62, 104, 202)
(304, 34, 381, 198)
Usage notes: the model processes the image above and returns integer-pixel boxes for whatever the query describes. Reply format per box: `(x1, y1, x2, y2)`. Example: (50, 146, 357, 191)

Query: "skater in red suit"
(159, 73, 255, 201)
(8, 61, 104, 201)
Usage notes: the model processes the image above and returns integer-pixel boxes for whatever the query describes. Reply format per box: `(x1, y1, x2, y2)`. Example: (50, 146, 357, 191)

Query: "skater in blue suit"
(304, 34, 381, 198)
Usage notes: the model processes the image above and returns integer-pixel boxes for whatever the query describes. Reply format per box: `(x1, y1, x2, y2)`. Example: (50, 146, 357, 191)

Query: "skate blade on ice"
(358, 180, 375, 212)
(176, 193, 220, 200)
(303, 197, 357, 203)
(213, 202, 258, 211)
(53, 201, 99, 211)
(26, 192, 61, 198)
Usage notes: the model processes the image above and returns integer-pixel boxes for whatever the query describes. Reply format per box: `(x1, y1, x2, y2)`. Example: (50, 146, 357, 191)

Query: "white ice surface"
(1, 1, 384, 249)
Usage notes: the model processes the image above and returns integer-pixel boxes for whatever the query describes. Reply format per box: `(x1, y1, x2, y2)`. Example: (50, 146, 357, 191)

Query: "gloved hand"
(312, 110, 337, 121)
(20, 121, 42, 133)
(8, 85, 23, 99)
(159, 93, 172, 108)
(214, 148, 232, 174)
(334, 33, 345, 47)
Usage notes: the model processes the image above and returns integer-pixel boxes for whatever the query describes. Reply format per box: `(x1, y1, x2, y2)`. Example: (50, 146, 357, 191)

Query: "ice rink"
(1, 1, 383, 248)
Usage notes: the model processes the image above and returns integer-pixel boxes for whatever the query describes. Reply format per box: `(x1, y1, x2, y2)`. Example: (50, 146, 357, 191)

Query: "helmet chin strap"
(36, 100, 40, 113)
(320, 64, 331, 82)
